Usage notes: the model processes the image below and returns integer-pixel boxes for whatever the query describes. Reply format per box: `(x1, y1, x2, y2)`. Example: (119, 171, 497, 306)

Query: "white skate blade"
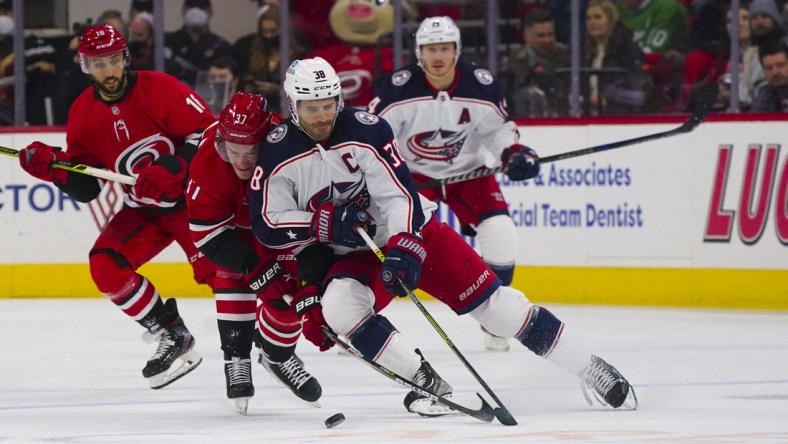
(581, 382, 639, 411)
(148, 349, 203, 389)
(229, 397, 250, 415)
(621, 387, 639, 411)
(408, 397, 457, 417)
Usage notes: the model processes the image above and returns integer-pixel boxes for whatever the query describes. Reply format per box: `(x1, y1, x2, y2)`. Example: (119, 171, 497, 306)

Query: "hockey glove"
(248, 260, 298, 301)
(292, 284, 334, 351)
(18, 141, 69, 184)
(134, 154, 187, 203)
(310, 202, 376, 248)
(380, 232, 427, 297)
(501, 144, 540, 181)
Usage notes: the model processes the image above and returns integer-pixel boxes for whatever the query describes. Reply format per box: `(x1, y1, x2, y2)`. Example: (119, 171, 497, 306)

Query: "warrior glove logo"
(316, 208, 332, 243)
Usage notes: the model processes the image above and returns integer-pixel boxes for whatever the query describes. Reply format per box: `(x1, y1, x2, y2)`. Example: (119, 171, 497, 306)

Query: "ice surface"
(1, 299, 787, 443)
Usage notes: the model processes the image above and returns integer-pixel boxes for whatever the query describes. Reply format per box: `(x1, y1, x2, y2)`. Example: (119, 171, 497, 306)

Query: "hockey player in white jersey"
(250, 57, 638, 416)
(368, 16, 539, 351)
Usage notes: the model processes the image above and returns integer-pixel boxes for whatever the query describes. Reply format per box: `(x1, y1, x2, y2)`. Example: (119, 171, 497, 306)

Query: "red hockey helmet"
(218, 92, 273, 145)
(78, 24, 129, 74)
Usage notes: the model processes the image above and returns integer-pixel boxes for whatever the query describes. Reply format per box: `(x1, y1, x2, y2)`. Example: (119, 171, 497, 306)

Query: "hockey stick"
(0, 145, 136, 186)
(355, 227, 518, 426)
(417, 83, 718, 189)
(321, 327, 496, 424)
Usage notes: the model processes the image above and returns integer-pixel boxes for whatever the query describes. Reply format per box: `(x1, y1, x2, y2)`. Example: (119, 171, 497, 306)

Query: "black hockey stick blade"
(354, 228, 518, 426)
(493, 406, 518, 426)
(322, 327, 496, 424)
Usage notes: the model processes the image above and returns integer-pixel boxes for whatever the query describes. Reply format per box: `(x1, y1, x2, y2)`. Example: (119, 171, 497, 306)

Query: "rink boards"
(1, 116, 786, 309)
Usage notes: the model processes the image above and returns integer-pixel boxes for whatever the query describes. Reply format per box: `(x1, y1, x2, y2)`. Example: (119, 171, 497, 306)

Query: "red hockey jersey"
(186, 120, 294, 275)
(65, 71, 215, 210)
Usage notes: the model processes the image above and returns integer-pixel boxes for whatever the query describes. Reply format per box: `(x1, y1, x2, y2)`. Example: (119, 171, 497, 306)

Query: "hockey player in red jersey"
(368, 17, 541, 351)
(17, 24, 213, 389)
(250, 57, 637, 417)
(186, 92, 322, 414)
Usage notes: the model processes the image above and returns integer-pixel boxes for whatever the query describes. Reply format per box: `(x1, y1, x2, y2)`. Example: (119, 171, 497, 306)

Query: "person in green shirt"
(617, 0, 688, 55)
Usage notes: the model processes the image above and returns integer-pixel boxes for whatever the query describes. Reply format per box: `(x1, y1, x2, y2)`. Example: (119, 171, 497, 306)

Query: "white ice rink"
(1, 298, 787, 443)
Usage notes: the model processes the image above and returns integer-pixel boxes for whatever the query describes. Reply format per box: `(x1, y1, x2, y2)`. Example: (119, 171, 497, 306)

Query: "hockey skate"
(141, 299, 202, 389)
(403, 350, 454, 417)
(261, 354, 322, 404)
(481, 325, 510, 352)
(225, 357, 254, 415)
(579, 355, 638, 410)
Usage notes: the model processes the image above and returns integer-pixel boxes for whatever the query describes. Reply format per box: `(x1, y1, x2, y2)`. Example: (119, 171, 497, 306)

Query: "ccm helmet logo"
(314, 85, 332, 90)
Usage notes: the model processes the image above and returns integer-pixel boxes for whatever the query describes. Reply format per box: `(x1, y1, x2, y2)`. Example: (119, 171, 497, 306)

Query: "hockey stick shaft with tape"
(0, 145, 136, 186)
(355, 227, 518, 426)
(321, 326, 496, 423)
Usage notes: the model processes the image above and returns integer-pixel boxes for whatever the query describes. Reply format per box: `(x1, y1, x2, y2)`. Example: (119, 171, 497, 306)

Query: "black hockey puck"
(324, 413, 345, 429)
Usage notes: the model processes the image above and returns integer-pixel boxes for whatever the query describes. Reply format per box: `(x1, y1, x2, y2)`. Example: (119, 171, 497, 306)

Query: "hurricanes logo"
(115, 133, 176, 177)
(408, 128, 468, 161)
(338, 69, 372, 101)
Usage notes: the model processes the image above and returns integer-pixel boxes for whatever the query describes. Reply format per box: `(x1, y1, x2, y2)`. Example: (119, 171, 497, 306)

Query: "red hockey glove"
(133, 154, 187, 203)
(292, 284, 334, 352)
(248, 260, 298, 301)
(501, 144, 540, 181)
(18, 141, 69, 184)
(380, 232, 426, 297)
(309, 202, 376, 248)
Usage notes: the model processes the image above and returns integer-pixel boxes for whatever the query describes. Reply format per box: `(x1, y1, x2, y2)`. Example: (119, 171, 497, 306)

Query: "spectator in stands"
(0, 0, 58, 125)
(98, 10, 128, 39)
(581, 0, 652, 116)
(232, 4, 310, 113)
(681, 5, 753, 111)
(751, 40, 788, 111)
(164, 0, 232, 88)
(51, 31, 91, 125)
(0, 0, 13, 125)
(129, 12, 154, 70)
(548, 0, 589, 45)
(617, 0, 688, 55)
(507, 9, 570, 117)
(200, 55, 238, 115)
(744, 0, 787, 99)
(618, 0, 688, 109)
(130, 0, 153, 22)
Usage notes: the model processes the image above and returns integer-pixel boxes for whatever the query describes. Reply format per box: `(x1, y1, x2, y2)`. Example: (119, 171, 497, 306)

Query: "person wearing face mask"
(231, 5, 310, 113)
(128, 11, 155, 71)
(164, 0, 232, 88)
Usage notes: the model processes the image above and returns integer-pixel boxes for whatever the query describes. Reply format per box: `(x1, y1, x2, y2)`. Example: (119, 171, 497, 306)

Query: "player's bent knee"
(89, 250, 135, 295)
(347, 315, 397, 359)
(321, 278, 376, 337)
(469, 285, 533, 338)
(475, 215, 518, 264)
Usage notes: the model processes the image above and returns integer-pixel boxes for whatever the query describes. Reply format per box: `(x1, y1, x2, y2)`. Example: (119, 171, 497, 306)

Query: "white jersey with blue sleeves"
(368, 60, 519, 179)
(249, 108, 437, 255)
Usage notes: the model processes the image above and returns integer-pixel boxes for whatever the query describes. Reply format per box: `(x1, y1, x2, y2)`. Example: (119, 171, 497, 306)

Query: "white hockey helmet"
(414, 16, 462, 66)
(283, 57, 344, 126)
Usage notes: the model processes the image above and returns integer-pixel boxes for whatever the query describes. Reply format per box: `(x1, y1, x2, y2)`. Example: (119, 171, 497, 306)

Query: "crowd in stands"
(1, 0, 787, 126)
